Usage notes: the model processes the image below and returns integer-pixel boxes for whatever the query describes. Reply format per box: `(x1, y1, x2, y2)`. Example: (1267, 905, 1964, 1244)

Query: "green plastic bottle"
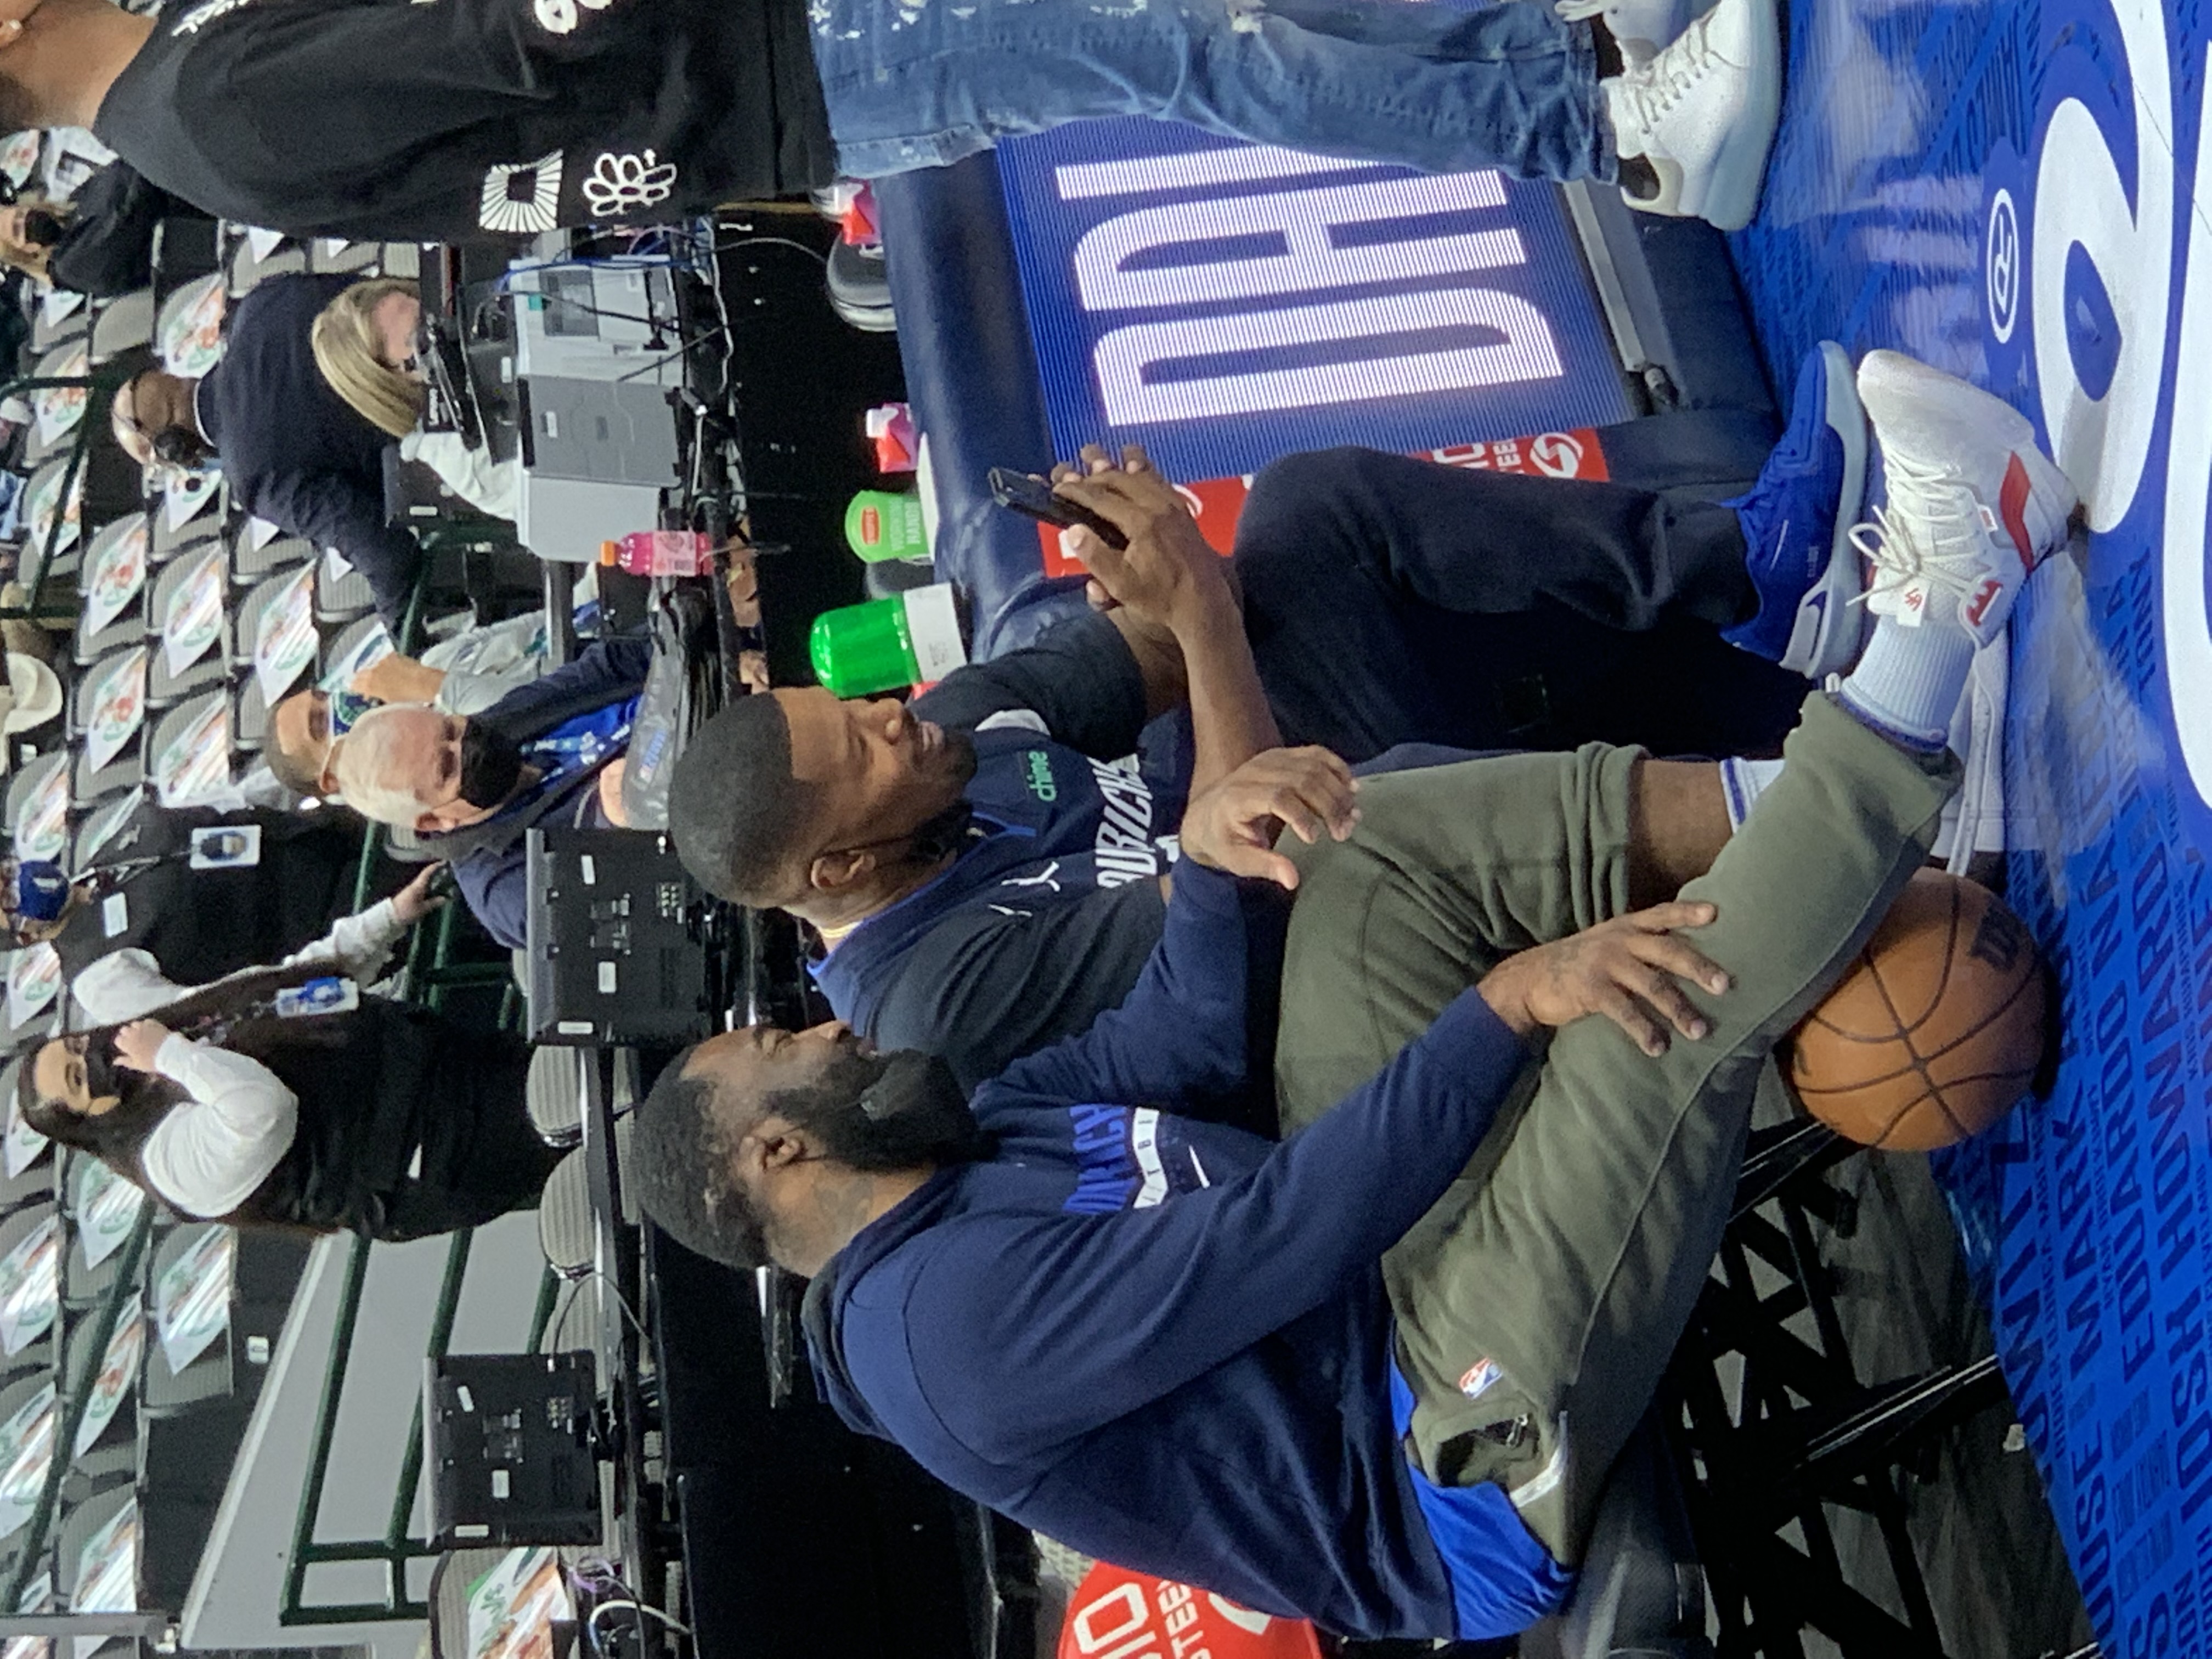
(809, 583, 968, 696)
(843, 489, 929, 563)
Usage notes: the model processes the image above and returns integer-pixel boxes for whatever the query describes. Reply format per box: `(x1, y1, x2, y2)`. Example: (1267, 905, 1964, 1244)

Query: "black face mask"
(458, 721, 526, 810)
(74, 1031, 122, 1104)
(151, 426, 214, 468)
(20, 210, 63, 249)
(846, 1050, 982, 1169)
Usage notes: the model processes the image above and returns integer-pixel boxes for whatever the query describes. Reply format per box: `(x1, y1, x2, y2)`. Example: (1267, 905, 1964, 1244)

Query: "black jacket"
(53, 802, 369, 985)
(90, 0, 833, 243)
(47, 161, 211, 299)
(197, 272, 419, 627)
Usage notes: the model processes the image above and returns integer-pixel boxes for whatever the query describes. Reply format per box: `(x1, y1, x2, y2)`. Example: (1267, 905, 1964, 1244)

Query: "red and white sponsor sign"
(1057, 1564, 1322, 1659)
(1038, 428, 1610, 577)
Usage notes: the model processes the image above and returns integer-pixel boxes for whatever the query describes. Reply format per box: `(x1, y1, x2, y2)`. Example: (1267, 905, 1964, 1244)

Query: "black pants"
(378, 1034, 563, 1241)
(1234, 448, 1813, 764)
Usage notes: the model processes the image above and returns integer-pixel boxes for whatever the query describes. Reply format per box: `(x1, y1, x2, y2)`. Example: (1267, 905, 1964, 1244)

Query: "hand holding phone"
(987, 468, 1130, 550)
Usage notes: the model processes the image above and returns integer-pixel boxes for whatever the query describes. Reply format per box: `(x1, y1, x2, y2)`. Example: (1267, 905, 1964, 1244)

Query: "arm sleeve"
(491, 636, 654, 727)
(279, 898, 409, 980)
(912, 611, 1148, 758)
(899, 990, 1531, 1459)
(253, 467, 422, 629)
(434, 665, 539, 715)
(866, 882, 1169, 1093)
(399, 428, 522, 522)
(137, 1034, 301, 1218)
(993, 860, 1268, 1112)
(454, 848, 528, 951)
(71, 950, 192, 1027)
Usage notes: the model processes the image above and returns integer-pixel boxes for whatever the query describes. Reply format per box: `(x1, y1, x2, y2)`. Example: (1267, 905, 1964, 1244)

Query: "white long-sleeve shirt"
(72, 898, 413, 1217)
(138, 1032, 298, 1218)
(69, 896, 411, 1027)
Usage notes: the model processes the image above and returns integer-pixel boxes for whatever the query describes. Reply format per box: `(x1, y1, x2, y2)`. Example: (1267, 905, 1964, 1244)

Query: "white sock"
(1718, 757, 1785, 830)
(1836, 619, 1976, 751)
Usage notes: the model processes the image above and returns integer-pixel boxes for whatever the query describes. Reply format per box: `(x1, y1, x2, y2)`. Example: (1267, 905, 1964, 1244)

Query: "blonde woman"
(311, 277, 520, 522)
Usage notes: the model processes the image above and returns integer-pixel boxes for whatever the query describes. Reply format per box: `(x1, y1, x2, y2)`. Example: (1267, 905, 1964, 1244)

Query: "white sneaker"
(1601, 0, 1782, 232)
(1849, 351, 2079, 650)
(1556, 0, 1694, 61)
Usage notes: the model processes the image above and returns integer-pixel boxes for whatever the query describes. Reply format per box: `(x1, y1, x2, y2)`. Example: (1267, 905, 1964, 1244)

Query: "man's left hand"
(1181, 747, 1359, 889)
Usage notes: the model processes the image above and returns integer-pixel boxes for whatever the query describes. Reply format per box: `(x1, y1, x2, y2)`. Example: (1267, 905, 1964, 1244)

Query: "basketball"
(1784, 871, 2047, 1151)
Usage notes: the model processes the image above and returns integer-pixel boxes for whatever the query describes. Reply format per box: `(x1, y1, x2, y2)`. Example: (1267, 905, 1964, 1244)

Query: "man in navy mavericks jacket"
(631, 668, 1977, 1640)
(109, 272, 424, 629)
(329, 635, 651, 947)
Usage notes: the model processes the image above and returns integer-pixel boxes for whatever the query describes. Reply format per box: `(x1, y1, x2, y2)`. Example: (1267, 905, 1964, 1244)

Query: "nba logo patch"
(1457, 1358, 1503, 1400)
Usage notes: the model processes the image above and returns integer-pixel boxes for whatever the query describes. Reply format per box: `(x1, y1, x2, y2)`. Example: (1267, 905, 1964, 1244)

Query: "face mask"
(839, 1049, 980, 1169)
(19, 210, 63, 249)
(458, 720, 526, 810)
(75, 1031, 121, 1105)
(151, 427, 213, 469)
(328, 689, 376, 738)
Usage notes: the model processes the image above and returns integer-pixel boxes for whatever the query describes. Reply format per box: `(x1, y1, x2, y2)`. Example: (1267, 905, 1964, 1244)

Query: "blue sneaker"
(1720, 341, 1869, 678)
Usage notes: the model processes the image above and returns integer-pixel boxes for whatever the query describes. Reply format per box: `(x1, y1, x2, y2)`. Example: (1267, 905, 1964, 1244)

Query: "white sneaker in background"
(1849, 351, 2079, 648)
(1601, 0, 1782, 231)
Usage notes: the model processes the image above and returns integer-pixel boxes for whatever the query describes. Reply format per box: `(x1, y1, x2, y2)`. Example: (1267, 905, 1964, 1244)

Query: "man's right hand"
(391, 862, 450, 925)
(1477, 902, 1731, 1057)
(350, 653, 446, 707)
(1049, 444, 1233, 636)
(1181, 747, 1359, 889)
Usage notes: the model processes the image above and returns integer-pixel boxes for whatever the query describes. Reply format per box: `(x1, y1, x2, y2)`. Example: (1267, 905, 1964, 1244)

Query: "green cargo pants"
(1273, 692, 1959, 1564)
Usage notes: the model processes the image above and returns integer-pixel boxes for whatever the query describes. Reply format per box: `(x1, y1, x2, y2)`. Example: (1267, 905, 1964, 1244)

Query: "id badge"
(100, 893, 128, 938)
(273, 976, 359, 1018)
(190, 825, 263, 870)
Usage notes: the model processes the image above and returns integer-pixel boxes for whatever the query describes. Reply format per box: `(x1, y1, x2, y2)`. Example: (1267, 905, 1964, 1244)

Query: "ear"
(808, 848, 876, 894)
(747, 1116, 810, 1172)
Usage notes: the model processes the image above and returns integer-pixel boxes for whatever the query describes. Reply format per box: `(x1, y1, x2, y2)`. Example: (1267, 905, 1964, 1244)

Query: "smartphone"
(987, 467, 1130, 551)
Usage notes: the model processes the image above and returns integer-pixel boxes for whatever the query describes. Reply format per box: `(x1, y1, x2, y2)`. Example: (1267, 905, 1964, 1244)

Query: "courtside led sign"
(996, 121, 1632, 483)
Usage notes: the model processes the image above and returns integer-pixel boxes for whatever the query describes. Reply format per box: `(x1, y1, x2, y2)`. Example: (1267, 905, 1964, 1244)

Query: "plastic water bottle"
(809, 584, 968, 697)
(600, 531, 714, 578)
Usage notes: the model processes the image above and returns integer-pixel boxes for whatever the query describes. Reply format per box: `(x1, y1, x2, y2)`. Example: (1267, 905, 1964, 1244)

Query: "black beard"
(708, 1179, 774, 1271)
(20, 211, 63, 249)
(458, 721, 526, 809)
(943, 727, 978, 786)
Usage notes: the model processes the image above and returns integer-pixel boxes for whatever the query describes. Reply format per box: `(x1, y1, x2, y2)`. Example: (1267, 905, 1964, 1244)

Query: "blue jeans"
(808, 0, 1612, 182)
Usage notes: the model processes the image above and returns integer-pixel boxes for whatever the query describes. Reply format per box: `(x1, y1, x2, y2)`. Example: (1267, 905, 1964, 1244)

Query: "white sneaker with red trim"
(1848, 350, 2079, 650)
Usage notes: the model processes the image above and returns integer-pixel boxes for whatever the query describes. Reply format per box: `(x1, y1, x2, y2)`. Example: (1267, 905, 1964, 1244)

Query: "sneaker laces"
(1607, 13, 1716, 132)
(1846, 448, 1993, 610)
